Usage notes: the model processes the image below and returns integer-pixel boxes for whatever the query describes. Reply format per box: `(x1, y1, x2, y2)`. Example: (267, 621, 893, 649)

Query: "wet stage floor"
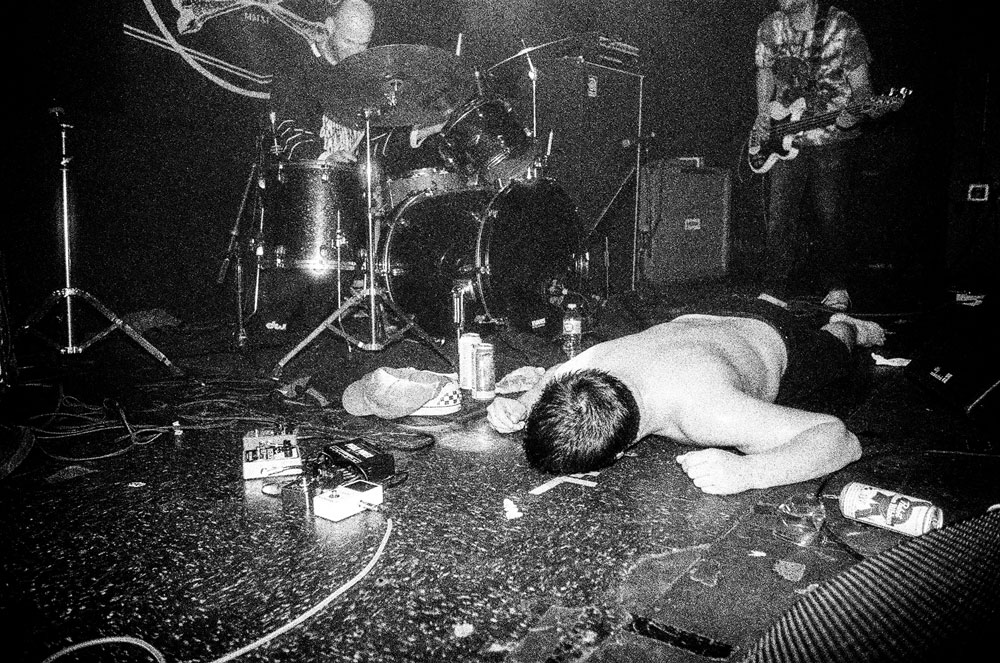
(2, 280, 998, 662)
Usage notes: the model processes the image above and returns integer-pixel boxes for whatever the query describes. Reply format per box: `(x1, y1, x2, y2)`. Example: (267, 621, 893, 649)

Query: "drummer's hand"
(319, 149, 357, 165)
(487, 396, 528, 434)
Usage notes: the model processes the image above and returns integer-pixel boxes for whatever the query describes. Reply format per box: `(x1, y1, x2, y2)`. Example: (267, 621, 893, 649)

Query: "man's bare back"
(487, 311, 885, 494)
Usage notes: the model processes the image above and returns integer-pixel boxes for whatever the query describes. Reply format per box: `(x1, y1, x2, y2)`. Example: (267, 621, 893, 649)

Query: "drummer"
(269, 0, 375, 163)
(269, 0, 446, 170)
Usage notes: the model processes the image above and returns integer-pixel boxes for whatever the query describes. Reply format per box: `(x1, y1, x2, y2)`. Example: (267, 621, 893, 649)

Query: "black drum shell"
(379, 179, 583, 336)
(260, 160, 367, 272)
(440, 96, 536, 183)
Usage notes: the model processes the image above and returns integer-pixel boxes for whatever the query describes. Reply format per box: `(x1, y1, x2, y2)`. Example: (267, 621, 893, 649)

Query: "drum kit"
(243, 43, 590, 377)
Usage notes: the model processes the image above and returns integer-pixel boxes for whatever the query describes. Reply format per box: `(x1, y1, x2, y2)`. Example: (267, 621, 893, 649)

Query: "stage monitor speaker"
(906, 298, 999, 434)
(641, 164, 731, 285)
(504, 58, 643, 236)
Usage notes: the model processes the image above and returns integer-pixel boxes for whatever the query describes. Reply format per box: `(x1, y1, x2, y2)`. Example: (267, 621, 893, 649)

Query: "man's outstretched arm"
(486, 363, 566, 433)
(674, 391, 862, 494)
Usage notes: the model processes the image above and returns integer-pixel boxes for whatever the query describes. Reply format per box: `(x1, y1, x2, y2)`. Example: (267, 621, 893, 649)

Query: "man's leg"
(812, 143, 855, 309)
(764, 159, 808, 297)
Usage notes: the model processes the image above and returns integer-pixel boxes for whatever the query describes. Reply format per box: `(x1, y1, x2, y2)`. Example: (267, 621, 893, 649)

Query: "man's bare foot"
(828, 312, 887, 347)
(676, 448, 755, 495)
(822, 288, 851, 310)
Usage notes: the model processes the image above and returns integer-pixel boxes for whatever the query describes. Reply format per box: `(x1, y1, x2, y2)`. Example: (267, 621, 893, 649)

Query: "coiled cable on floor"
(39, 518, 394, 663)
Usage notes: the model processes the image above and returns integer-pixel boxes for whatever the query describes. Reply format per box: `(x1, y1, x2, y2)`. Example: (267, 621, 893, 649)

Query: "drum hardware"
(272, 45, 475, 377)
(520, 39, 539, 140)
(216, 148, 263, 349)
(20, 108, 183, 376)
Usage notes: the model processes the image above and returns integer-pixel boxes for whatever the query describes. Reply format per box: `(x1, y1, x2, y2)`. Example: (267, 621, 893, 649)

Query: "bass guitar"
(748, 88, 911, 174)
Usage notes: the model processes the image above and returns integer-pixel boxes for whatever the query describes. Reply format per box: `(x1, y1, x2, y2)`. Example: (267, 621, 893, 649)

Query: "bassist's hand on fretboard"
(834, 108, 860, 130)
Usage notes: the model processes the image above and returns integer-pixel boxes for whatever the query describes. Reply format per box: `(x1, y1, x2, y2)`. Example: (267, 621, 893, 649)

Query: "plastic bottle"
(561, 303, 583, 359)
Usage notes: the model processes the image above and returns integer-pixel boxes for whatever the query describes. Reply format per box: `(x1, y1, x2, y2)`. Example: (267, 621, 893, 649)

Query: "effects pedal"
(242, 427, 303, 480)
(313, 480, 385, 523)
(317, 438, 395, 485)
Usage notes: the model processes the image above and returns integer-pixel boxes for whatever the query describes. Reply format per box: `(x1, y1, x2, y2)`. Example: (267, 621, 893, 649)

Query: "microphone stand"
(21, 109, 183, 376)
(217, 134, 266, 349)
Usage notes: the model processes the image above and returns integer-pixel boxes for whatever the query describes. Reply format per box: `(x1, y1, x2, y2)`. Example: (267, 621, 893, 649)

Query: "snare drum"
(378, 179, 584, 336)
(376, 129, 465, 209)
(440, 95, 536, 182)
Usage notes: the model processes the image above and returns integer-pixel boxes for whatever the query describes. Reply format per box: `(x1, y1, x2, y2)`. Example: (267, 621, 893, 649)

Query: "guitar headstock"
(863, 87, 912, 117)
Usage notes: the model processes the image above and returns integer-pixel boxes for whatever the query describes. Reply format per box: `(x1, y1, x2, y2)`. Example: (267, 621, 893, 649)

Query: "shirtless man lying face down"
(487, 299, 886, 495)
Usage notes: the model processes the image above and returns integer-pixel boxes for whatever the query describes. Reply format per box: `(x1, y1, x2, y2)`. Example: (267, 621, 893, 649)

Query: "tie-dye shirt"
(755, 4, 871, 146)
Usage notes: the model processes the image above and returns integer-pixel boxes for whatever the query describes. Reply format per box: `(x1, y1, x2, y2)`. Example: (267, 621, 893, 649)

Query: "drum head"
(380, 188, 494, 336)
(380, 180, 583, 336)
(480, 179, 583, 332)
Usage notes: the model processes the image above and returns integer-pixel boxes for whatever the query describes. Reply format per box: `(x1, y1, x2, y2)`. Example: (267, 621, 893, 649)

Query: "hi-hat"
(322, 44, 476, 127)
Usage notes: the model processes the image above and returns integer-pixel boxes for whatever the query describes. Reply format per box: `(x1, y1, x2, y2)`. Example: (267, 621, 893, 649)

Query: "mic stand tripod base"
(271, 286, 452, 380)
(22, 287, 184, 376)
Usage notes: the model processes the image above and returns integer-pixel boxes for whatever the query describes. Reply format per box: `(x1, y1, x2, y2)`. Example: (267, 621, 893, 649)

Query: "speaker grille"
(641, 163, 731, 284)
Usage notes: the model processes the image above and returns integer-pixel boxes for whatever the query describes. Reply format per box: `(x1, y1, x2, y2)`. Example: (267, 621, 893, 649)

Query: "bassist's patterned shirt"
(755, 4, 871, 146)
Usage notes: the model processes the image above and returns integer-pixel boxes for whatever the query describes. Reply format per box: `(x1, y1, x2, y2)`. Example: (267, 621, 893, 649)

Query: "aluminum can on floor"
(458, 332, 481, 390)
(472, 342, 495, 401)
(838, 481, 944, 536)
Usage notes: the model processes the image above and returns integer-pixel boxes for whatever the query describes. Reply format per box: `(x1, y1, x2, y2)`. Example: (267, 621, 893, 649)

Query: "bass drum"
(379, 179, 584, 337)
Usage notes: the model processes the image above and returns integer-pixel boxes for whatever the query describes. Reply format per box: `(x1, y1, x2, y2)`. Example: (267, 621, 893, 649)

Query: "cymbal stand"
(521, 39, 538, 140)
(271, 112, 452, 379)
(22, 110, 183, 376)
(216, 144, 262, 349)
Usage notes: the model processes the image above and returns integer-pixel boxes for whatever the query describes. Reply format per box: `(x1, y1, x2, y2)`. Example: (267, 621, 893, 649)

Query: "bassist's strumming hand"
(752, 112, 771, 141)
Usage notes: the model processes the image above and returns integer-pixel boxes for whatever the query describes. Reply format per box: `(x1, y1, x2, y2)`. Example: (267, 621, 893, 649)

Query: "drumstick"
(455, 33, 463, 57)
(546, 130, 554, 157)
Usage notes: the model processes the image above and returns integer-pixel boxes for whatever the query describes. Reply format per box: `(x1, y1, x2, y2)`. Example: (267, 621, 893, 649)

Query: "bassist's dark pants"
(764, 139, 858, 294)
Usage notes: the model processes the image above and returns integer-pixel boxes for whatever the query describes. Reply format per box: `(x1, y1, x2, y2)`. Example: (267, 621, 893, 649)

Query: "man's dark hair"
(523, 369, 640, 474)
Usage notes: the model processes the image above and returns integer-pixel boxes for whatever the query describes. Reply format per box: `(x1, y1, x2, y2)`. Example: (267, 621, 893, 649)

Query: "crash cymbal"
(485, 33, 593, 74)
(322, 44, 477, 127)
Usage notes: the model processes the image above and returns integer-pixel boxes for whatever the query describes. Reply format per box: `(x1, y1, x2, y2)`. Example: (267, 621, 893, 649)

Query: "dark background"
(6, 0, 996, 328)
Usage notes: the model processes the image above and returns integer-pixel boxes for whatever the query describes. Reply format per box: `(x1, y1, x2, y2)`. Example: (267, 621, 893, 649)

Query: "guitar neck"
(777, 99, 868, 136)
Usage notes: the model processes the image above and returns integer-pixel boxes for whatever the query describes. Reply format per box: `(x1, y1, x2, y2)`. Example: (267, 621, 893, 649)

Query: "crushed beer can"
(839, 481, 944, 536)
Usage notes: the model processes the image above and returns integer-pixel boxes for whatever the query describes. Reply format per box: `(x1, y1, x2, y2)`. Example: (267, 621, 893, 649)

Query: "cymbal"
(485, 33, 593, 74)
(322, 44, 476, 127)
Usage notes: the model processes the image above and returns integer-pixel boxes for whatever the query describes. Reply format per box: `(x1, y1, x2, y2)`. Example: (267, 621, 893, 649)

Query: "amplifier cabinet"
(641, 164, 731, 284)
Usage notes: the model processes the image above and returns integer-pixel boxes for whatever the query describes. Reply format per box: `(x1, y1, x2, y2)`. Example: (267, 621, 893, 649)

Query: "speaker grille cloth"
(743, 511, 1000, 662)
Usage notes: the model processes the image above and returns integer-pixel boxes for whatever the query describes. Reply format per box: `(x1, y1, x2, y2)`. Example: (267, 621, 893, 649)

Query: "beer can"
(838, 481, 944, 537)
(458, 332, 481, 391)
(472, 342, 496, 401)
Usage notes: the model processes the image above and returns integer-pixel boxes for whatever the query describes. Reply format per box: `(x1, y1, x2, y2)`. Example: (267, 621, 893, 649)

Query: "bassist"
(753, 0, 875, 311)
